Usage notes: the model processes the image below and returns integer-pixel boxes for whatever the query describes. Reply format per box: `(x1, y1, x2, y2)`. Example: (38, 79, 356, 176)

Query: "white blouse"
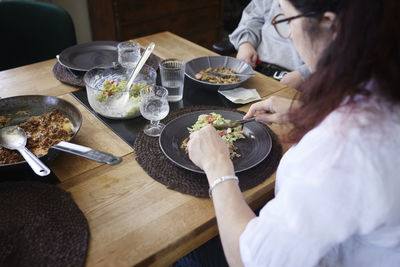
(240, 94, 400, 266)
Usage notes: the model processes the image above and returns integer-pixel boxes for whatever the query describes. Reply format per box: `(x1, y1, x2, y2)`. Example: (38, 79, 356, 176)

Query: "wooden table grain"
(0, 32, 297, 266)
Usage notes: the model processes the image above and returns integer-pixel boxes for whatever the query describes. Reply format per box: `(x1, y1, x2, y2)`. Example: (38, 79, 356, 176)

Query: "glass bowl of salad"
(83, 63, 157, 119)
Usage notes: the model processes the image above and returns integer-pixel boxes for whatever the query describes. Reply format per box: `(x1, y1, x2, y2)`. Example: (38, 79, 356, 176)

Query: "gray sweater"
(229, 0, 310, 80)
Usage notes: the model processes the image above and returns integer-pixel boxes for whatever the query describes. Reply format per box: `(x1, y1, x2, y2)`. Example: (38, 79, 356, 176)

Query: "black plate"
(159, 110, 272, 173)
(58, 41, 119, 71)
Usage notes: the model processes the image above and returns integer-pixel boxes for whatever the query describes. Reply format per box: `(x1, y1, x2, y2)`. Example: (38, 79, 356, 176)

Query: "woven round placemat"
(52, 61, 86, 87)
(52, 50, 162, 88)
(134, 105, 282, 198)
(0, 181, 89, 267)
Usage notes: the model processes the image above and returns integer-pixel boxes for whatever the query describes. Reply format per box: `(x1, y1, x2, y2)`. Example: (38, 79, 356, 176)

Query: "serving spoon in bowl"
(125, 42, 155, 91)
(0, 126, 51, 176)
(108, 42, 156, 111)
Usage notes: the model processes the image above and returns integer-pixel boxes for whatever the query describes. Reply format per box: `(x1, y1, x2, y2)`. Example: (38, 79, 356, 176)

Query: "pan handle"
(51, 141, 122, 165)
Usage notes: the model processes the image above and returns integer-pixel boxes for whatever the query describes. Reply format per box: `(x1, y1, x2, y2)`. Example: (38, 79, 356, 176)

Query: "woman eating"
(186, 0, 400, 266)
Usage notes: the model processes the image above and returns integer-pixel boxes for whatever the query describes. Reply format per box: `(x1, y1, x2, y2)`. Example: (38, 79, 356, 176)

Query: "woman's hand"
(236, 42, 258, 68)
(187, 125, 234, 183)
(188, 129, 254, 267)
(244, 96, 301, 125)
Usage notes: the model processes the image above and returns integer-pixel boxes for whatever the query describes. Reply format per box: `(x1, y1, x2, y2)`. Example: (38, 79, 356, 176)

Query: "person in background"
(230, 0, 310, 89)
(188, 0, 400, 266)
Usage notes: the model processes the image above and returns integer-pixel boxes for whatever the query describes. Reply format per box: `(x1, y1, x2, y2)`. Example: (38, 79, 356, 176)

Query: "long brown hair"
(287, 0, 400, 143)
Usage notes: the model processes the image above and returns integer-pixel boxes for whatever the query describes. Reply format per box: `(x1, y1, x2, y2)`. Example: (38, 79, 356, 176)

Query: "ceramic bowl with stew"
(185, 56, 253, 91)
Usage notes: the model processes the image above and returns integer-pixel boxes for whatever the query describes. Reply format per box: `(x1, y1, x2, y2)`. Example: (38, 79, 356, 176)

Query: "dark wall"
(223, 0, 251, 33)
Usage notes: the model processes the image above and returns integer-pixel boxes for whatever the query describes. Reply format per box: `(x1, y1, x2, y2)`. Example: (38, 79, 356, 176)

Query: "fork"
(214, 117, 256, 130)
(209, 71, 256, 77)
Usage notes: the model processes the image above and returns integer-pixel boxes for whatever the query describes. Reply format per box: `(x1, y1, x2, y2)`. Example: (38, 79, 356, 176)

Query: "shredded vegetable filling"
(181, 112, 245, 158)
(96, 78, 146, 103)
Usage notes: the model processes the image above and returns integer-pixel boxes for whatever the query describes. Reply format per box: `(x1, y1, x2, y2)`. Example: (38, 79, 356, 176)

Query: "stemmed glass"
(140, 85, 170, 137)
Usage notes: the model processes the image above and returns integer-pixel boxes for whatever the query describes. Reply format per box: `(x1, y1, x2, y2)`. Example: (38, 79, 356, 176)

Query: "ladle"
(0, 126, 51, 176)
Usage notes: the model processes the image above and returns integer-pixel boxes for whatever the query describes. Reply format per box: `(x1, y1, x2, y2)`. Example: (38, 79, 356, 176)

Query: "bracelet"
(208, 175, 239, 198)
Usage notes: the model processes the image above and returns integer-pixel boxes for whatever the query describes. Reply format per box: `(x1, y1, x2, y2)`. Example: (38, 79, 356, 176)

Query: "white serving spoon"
(107, 42, 156, 113)
(0, 126, 51, 176)
(125, 42, 155, 91)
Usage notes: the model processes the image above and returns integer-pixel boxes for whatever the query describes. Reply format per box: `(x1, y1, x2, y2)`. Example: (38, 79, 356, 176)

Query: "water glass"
(118, 41, 141, 69)
(140, 85, 170, 137)
(159, 59, 185, 102)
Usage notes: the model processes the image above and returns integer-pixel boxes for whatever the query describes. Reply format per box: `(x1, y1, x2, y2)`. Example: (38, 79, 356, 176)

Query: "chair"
(212, 0, 250, 56)
(0, 1, 76, 71)
(212, 40, 236, 56)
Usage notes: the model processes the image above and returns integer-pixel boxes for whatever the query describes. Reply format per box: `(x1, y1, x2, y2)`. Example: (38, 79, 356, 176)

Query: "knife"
(214, 117, 256, 130)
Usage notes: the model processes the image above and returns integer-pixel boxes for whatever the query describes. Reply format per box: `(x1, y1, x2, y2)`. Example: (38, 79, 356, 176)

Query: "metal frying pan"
(0, 95, 121, 172)
(0, 95, 82, 172)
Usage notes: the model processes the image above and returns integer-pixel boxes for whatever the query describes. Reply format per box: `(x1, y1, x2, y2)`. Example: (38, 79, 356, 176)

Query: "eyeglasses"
(272, 12, 318, 39)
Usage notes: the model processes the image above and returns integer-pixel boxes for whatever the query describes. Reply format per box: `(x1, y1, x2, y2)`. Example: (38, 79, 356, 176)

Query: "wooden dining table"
(0, 31, 297, 266)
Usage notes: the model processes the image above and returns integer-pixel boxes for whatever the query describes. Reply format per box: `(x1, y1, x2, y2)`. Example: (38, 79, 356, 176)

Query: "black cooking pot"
(0, 95, 82, 172)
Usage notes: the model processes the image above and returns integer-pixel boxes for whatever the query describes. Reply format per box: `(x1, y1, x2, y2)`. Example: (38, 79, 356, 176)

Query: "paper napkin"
(218, 87, 261, 104)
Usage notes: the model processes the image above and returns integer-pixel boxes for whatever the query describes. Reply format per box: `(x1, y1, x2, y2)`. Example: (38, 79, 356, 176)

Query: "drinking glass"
(140, 85, 170, 137)
(117, 41, 141, 69)
(159, 59, 185, 102)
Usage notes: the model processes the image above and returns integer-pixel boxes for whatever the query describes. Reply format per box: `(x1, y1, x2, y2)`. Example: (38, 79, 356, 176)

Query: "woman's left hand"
(187, 125, 234, 182)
